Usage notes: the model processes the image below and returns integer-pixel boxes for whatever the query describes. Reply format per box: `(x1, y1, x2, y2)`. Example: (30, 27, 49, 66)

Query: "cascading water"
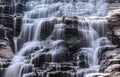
(3, 0, 114, 77)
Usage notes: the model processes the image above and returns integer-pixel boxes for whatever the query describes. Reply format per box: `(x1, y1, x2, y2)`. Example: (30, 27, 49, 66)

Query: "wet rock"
(104, 64, 120, 72)
(63, 17, 78, 24)
(110, 72, 120, 77)
(31, 40, 70, 67)
(99, 48, 120, 73)
(0, 68, 6, 77)
(19, 64, 34, 77)
(31, 52, 47, 67)
(40, 19, 56, 40)
(2, 5, 13, 14)
(15, 2, 25, 13)
(46, 71, 82, 77)
(48, 40, 70, 62)
(42, 62, 73, 72)
(0, 25, 5, 39)
(64, 29, 82, 55)
(0, 39, 14, 62)
(22, 72, 37, 77)
(65, 28, 79, 39)
(100, 58, 120, 72)
(0, 0, 13, 4)
(0, 15, 14, 28)
(107, 9, 120, 45)
(85, 73, 110, 77)
(32, 47, 69, 66)
(47, 71, 64, 77)
(73, 51, 89, 68)
(106, 0, 120, 3)
(98, 45, 116, 64)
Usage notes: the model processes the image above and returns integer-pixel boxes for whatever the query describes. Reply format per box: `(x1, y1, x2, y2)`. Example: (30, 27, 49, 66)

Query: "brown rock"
(113, 26, 120, 36)
(110, 72, 120, 77)
(106, 9, 120, 45)
(104, 64, 120, 73)
(0, 39, 14, 62)
(85, 73, 110, 77)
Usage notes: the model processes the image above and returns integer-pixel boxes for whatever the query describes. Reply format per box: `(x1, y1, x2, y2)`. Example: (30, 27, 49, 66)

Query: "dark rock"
(3, 5, 13, 14)
(15, 2, 25, 13)
(32, 46, 69, 66)
(0, 68, 6, 77)
(0, 15, 13, 28)
(0, 25, 5, 39)
(43, 62, 73, 72)
(63, 16, 78, 25)
(31, 53, 46, 67)
(106, 0, 120, 3)
(40, 19, 56, 40)
(31, 40, 70, 67)
(65, 28, 79, 38)
(0, 0, 13, 4)
(64, 28, 82, 55)
(73, 51, 89, 68)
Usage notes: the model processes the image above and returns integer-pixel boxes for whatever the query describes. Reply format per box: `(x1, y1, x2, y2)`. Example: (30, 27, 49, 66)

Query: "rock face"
(0, 39, 14, 61)
(0, 25, 14, 77)
(0, 25, 14, 61)
(99, 48, 120, 77)
(96, 9, 120, 77)
(107, 9, 120, 45)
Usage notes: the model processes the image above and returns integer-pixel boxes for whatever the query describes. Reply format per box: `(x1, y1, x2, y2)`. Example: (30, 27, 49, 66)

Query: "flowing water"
(2, 0, 116, 77)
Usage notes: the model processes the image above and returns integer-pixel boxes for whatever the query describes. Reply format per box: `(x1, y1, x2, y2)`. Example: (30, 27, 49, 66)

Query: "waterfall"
(4, 0, 113, 77)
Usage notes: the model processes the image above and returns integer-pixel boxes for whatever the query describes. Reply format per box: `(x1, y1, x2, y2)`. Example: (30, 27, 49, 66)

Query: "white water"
(4, 0, 113, 77)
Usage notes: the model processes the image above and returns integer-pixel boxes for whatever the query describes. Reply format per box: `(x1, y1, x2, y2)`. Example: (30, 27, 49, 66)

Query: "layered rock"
(95, 9, 120, 76)
(106, 9, 120, 45)
(0, 25, 14, 77)
(0, 25, 14, 62)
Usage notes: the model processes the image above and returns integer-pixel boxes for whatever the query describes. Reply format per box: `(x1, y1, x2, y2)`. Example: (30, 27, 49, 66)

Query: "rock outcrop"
(106, 9, 120, 45)
(94, 8, 120, 77)
(0, 25, 14, 62)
